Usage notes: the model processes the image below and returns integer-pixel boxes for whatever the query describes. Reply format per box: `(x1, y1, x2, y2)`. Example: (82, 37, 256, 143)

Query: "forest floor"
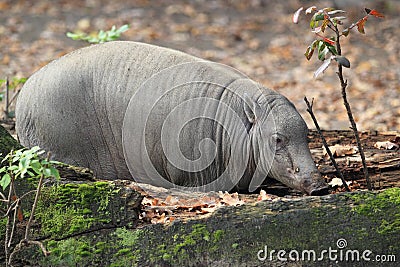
(0, 0, 399, 131)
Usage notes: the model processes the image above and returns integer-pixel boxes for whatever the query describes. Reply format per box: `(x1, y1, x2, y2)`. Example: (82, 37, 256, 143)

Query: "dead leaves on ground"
(323, 144, 358, 157)
(139, 190, 275, 225)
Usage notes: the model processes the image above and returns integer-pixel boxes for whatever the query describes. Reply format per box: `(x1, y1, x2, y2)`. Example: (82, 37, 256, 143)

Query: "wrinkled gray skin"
(16, 41, 328, 195)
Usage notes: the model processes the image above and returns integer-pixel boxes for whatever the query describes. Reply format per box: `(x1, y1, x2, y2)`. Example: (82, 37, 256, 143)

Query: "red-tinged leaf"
(305, 6, 317, 14)
(323, 37, 335, 45)
(293, 7, 303, 24)
(304, 46, 315, 60)
(368, 9, 385, 18)
(334, 56, 351, 68)
(314, 58, 332, 78)
(356, 16, 368, 34)
(17, 207, 24, 222)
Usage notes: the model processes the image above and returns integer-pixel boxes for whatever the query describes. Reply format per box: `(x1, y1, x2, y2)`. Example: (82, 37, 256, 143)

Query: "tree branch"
(304, 97, 350, 191)
(334, 25, 372, 190)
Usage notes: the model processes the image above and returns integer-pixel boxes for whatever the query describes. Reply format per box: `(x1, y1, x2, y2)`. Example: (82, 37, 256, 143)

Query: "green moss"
(35, 182, 117, 238)
(351, 188, 400, 235)
(115, 227, 140, 247)
(45, 238, 94, 266)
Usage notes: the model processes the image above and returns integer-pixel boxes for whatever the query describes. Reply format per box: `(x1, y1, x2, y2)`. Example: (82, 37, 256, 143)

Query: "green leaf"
(117, 24, 129, 33)
(31, 160, 42, 175)
(19, 157, 30, 170)
(310, 19, 315, 29)
(0, 166, 6, 173)
(315, 13, 325, 21)
(49, 167, 60, 179)
(311, 40, 321, 49)
(9, 165, 18, 172)
(327, 44, 338, 55)
(317, 42, 329, 61)
(0, 173, 11, 191)
(43, 168, 53, 178)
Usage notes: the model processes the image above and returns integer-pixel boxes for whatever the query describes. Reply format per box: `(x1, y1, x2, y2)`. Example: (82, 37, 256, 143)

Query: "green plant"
(0, 77, 26, 119)
(66, 24, 130, 44)
(293, 6, 384, 191)
(0, 146, 60, 266)
(0, 77, 26, 102)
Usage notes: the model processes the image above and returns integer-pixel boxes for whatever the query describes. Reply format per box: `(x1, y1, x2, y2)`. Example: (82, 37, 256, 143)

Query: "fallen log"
(0, 125, 398, 266)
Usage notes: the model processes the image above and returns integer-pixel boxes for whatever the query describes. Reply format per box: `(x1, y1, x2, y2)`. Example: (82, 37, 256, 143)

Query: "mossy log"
(5, 188, 400, 267)
(0, 126, 399, 266)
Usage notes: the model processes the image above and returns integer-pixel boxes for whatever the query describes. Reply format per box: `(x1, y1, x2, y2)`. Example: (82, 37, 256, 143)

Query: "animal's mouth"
(308, 185, 330, 196)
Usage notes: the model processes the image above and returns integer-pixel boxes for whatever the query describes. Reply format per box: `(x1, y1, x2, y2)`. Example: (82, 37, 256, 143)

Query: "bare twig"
(5, 76, 10, 119)
(4, 174, 14, 267)
(304, 97, 350, 191)
(334, 25, 372, 190)
(24, 154, 48, 240)
(9, 240, 50, 265)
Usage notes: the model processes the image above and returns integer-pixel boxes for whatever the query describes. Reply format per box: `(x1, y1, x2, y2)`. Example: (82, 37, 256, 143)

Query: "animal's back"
(16, 41, 202, 179)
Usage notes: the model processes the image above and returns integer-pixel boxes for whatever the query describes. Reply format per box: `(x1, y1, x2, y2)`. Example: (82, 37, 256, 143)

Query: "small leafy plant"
(293, 6, 384, 191)
(0, 146, 60, 266)
(0, 77, 26, 119)
(0, 77, 26, 101)
(66, 24, 130, 44)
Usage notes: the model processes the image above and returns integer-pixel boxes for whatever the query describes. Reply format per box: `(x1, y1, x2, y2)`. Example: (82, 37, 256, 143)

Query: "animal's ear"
(243, 93, 262, 124)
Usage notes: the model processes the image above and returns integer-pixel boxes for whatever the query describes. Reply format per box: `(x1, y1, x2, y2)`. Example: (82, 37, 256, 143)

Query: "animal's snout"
(301, 171, 329, 196)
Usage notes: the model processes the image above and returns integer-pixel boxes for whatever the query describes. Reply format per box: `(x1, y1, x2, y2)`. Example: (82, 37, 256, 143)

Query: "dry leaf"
(257, 189, 273, 201)
(219, 191, 245, 206)
(329, 177, 352, 187)
(374, 141, 399, 150)
(293, 7, 303, 24)
(323, 144, 358, 157)
(305, 6, 317, 14)
(314, 57, 332, 78)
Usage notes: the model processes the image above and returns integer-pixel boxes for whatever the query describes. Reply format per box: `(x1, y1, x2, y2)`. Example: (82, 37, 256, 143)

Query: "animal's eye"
(271, 134, 286, 150)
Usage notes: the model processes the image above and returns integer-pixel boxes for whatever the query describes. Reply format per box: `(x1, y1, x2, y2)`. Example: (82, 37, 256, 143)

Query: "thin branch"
(0, 191, 7, 200)
(24, 153, 50, 240)
(7, 199, 19, 248)
(9, 240, 50, 265)
(304, 97, 350, 191)
(4, 175, 14, 267)
(334, 25, 372, 190)
(5, 77, 9, 119)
